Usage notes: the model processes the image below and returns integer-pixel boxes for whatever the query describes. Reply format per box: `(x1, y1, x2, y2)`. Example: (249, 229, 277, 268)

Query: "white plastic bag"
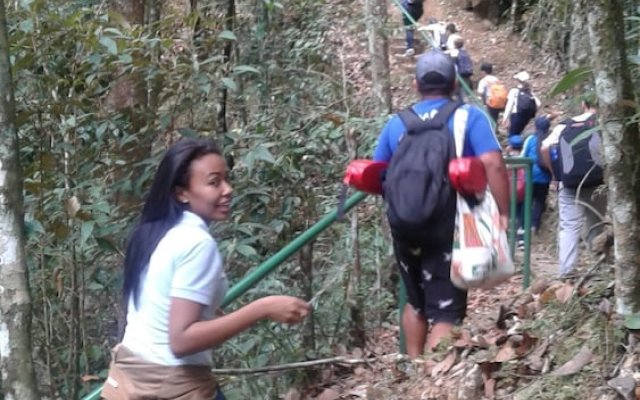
(448, 106, 514, 289)
(450, 191, 515, 290)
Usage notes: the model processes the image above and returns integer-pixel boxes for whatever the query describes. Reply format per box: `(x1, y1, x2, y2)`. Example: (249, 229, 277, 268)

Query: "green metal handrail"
(506, 156, 533, 289)
(81, 191, 368, 400)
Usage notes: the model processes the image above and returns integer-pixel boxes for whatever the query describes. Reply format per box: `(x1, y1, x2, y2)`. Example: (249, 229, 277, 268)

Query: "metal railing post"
(505, 157, 533, 289)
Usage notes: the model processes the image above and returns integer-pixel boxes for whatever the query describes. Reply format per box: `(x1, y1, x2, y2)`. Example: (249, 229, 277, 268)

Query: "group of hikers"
(97, 8, 607, 400)
(387, 7, 607, 358)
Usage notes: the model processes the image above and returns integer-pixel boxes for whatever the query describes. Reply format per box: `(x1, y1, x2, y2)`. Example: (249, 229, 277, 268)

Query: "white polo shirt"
(122, 211, 228, 366)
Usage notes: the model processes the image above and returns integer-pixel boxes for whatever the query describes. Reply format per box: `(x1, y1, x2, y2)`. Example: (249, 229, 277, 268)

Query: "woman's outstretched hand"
(260, 295, 311, 324)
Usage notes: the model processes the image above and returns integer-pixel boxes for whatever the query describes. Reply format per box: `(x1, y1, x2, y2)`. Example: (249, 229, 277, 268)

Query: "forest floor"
(296, 0, 634, 399)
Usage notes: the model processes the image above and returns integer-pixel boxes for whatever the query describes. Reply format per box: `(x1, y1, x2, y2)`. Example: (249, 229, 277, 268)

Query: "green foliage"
(548, 67, 593, 98)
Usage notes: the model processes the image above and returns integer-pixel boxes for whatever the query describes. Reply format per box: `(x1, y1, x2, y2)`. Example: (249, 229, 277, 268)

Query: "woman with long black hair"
(102, 138, 310, 399)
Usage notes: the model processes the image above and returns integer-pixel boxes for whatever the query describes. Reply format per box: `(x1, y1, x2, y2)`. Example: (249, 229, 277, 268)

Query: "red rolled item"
(448, 157, 488, 195)
(343, 159, 388, 195)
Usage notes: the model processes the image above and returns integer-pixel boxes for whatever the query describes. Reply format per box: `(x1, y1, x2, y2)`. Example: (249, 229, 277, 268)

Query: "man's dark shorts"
(393, 239, 467, 324)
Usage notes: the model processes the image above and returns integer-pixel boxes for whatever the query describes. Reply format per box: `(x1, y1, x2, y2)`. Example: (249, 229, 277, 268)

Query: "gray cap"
(416, 50, 456, 90)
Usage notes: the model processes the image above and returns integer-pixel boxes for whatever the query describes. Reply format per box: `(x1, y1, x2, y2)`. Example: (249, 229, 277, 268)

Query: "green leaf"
(95, 237, 117, 253)
(568, 125, 600, 147)
(96, 122, 108, 140)
(118, 53, 133, 64)
(221, 77, 237, 91)
(624, 314, 640, 330)
(549, 67, 592, 98)
(218, 30, 237, 41)
(177, 127, 198, 138)
(233, 65, 261, 75)
(99, 36, 118, 55)
(235, 244, 258, 258)
(628, 55, 640, 65)
(252, 145, 275, 164)
(103, 28, 126, 38)
(18, 19, 33, 33)
(88, 281, 105, 291)
(80, 221, 95, 248)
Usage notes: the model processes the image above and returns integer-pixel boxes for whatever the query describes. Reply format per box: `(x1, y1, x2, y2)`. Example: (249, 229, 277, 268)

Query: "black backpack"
(516, 88, 537, 119)
(383, 101, 462, 246)
(551, 115, 604, 188)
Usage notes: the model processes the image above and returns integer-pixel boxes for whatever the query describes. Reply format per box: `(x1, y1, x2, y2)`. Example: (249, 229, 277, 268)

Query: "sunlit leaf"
(99, 36, 118, 55)
(18, 19, 33, 33)
(549, 67, 592, 97)
(218, 30, 237, 41)
(80, 221, 95, 247)
(233, 65, 261, 75)
(624, 314, 640, 330)
(252, 145, 276, 164)
(221, 77, 237, 91)
(568, 125, 599, 147)
(235, 244, 258, 258)
(103, 27, 126, 38)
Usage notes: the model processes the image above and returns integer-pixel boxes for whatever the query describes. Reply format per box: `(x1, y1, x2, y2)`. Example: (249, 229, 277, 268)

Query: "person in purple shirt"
(373, 50, 510, 357)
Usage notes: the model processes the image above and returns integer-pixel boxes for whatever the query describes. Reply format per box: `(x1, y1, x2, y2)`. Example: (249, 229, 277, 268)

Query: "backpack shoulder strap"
(432, 100, 463, 126)
(452, 105, 469, 158)
(397, 107, 425, 135)
(397, 100, 463, 135)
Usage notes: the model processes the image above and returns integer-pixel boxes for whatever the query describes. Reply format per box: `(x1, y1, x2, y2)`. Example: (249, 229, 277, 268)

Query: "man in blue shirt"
(373, 50, 510, 357)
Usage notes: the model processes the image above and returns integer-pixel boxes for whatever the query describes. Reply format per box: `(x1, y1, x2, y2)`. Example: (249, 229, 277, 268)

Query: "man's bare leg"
(427, 321, 455, 351)
(402, 304, 428, 358)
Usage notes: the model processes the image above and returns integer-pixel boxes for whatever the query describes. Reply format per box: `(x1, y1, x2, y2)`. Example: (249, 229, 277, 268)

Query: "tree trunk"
(587, 0, 640, 314)
(0, 1, 39, 398)
(568, 2, 590, 69)
(217, 0, 235, 135)
(364, 0, 391, 115)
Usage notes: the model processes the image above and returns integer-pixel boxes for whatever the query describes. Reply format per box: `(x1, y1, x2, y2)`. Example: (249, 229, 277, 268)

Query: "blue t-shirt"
(373, 98, 501, 162)
(521, 133, 551, 184)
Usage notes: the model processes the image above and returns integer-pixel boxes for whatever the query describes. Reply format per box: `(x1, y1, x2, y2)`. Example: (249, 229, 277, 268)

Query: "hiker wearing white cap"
(501, 71, 541, 137)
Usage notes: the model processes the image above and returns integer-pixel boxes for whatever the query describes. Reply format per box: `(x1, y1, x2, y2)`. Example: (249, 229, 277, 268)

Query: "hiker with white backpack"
(501, 71, 540, 139)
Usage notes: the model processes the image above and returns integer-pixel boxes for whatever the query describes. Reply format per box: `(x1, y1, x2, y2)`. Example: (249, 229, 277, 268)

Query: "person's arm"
(373, 117, 399, 162)
(501, 89, 517, 125)
(166, 238, 310, 357)
(466, 107, 509, 225)
(168, 296, 309, 357)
